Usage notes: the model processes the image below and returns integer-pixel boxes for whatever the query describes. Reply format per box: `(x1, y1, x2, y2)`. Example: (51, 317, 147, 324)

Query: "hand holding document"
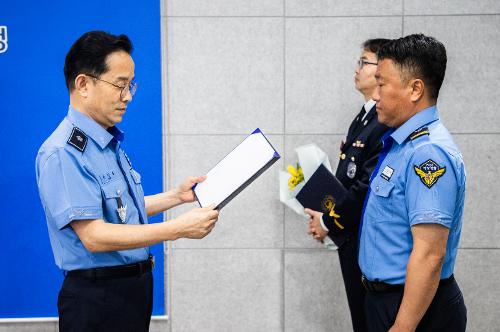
(279, 144, 347, 250)
(194, 128, 280, 209)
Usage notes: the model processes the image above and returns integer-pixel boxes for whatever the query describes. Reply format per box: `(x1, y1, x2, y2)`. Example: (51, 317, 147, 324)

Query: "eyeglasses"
(87, 74, 138, 99)
(357, 59, 378, 69)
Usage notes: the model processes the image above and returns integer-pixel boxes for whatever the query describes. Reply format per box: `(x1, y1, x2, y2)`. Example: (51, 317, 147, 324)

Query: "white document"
(194, 128, 280, 209)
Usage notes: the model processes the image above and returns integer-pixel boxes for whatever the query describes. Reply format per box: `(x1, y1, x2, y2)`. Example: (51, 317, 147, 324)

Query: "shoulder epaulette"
(67, 127, 88, 152)
(409, 126, 429, 141)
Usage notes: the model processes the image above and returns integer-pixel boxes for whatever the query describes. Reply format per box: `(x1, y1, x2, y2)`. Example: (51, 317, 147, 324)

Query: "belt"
(67, 255, 153, 280)
(361, 274, 455, 293)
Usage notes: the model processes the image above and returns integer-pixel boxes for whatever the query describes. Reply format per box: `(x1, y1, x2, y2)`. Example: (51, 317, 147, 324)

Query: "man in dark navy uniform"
(305, 39, 389, 332)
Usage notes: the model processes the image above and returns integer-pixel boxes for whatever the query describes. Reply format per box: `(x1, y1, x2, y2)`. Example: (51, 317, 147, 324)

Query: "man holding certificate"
(305, 39, 389, 332)
(36, 31, 219, 332)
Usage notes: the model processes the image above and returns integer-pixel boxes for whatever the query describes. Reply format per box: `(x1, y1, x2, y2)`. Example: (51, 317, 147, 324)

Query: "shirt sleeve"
(37, 148, 103, 230)
(406, 143, 458, 228)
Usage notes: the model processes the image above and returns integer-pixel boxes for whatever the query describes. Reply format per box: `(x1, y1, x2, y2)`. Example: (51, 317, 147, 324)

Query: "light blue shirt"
(359, 106, 466, 284)
(36, 106, 149, 271)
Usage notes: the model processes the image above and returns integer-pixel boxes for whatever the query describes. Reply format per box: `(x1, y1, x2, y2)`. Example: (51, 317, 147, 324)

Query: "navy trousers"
(364, 279, 466, 332)
(58, 271, 153, 332)
(338, 236, 368, 332)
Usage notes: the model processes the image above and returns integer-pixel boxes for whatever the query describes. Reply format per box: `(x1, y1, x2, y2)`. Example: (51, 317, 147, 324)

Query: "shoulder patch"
(413, 159, 446, 188)
(67, 127, 88, 152)
(409, 127, 430, 141)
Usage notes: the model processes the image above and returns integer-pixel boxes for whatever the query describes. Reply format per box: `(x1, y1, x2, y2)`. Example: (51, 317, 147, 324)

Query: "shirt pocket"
(101, 181, 129, 223)
(370, 176, 395, 221)
(371, 177, 395, 197)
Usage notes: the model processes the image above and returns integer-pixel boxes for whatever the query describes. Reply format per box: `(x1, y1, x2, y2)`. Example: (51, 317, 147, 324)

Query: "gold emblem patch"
(321, 196, 344, 230)
(414, 159, 446, 188)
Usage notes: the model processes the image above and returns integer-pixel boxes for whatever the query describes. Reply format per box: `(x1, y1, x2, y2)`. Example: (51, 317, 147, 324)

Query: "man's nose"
(122, 89, 133, 103)
(372, 86, 380, 101)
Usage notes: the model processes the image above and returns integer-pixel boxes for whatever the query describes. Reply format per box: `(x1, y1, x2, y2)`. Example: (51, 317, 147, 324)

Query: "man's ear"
(410, 79, 425, 102)
(74, 74, 90, 98)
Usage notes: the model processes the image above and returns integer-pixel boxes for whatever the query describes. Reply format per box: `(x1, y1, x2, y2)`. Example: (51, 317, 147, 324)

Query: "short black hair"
(377, 34, 447, 100)
(64, 31, 133, 91)
(362, 38, 391, 55)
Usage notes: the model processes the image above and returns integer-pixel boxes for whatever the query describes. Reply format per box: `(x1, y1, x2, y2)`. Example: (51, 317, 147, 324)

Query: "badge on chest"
(347, 161, 357, 179)
(116, 189, 127, 223)
(381, 165, 394, 181)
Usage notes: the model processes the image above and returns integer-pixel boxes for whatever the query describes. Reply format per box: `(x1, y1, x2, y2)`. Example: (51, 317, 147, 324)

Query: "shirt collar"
(363, 99, 376, 113)
(381, 128, 395, 147)
(361, 99, 376, 121)
(390, 105, 439, 145)
(66, 106, 125, 149)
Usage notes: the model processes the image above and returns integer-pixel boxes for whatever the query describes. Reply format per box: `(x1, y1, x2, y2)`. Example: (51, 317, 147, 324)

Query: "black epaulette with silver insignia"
(409, 127, 429, 141)
(67, 127, 88, 152)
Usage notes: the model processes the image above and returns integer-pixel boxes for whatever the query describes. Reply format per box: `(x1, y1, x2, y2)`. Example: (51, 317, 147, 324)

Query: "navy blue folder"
(295, 164, 348, 214)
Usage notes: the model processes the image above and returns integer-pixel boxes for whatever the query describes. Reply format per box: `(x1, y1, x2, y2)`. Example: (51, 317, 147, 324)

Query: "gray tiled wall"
(161, 1, 499, 332)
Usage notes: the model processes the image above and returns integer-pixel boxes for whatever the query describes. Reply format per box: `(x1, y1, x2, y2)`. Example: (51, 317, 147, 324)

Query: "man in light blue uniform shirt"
(38, 106, 152, 271)
(36, 31, 219, 332)
(358, 34, 466, 331)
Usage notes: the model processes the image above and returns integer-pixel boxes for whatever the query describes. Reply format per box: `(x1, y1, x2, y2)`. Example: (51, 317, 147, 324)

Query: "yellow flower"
(287, 163, 304, 190)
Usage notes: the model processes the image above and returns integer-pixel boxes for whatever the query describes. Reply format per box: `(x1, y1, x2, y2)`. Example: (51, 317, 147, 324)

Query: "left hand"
(175, 175, 206, 203)
(305, 208, 328, 243)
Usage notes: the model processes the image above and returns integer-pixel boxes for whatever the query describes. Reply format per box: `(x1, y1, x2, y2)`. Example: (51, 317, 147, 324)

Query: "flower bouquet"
(279, 143, 337, 249)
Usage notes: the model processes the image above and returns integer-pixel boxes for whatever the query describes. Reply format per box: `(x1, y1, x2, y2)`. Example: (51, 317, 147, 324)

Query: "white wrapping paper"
(279, 144, 337, 249)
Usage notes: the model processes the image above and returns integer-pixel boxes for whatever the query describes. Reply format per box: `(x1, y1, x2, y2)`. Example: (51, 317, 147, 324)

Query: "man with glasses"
(305, 39, 389, 332)
(36, 31, 219, 332)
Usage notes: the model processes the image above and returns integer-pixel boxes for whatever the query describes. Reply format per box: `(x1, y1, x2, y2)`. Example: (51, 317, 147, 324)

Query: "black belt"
(361, 274, 455, 293)
(67, 256, 153, 280)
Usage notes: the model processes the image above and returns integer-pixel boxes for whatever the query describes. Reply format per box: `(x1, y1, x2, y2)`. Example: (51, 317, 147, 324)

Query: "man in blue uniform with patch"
(36, 31, 219, 332)
(358, 34, 467, 331)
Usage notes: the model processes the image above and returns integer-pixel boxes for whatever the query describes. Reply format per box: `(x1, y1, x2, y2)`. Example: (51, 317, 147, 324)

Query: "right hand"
(305, 208, 327, 243)
(176, 205, 219, 239)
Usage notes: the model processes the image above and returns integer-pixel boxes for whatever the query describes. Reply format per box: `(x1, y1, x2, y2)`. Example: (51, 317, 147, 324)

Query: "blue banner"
(0, 1, 164, 318)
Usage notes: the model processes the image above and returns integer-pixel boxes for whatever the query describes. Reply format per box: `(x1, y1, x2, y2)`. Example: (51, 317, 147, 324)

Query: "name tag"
(99, 170, 117, 185)
(381, 166, 394, 181)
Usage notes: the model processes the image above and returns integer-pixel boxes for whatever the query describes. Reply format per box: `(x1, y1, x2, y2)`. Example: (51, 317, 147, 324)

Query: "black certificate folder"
(295, 164, 348, 214)
(193, 128, 280, 209)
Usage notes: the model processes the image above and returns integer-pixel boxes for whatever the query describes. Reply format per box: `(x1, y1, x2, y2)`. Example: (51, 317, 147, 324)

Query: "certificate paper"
(194, 128, 280, 209)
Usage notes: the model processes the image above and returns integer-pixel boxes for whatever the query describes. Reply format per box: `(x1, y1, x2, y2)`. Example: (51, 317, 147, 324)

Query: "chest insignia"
(352, 140, 365, 148)
(116, 189, 127, 223)
(381, 166, 394, 181)
(347, 161, 357, 179)
(67, 127, 88, 152)
(414, 159, 446, 188)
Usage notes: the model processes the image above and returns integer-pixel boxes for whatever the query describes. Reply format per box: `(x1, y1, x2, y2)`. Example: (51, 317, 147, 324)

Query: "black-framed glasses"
(357, 59, 378, 69)
(87, 74, 138, 99)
